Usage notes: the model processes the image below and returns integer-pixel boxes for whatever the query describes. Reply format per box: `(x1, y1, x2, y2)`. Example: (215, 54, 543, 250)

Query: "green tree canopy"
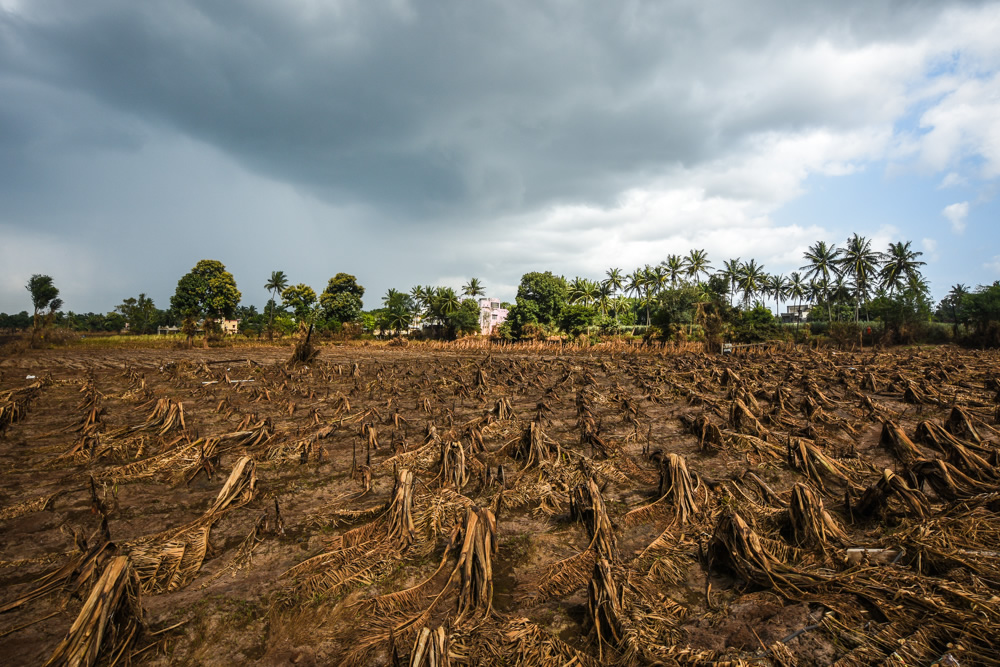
(115, 293, 157, 334)
(281, 283, 318, 320)
(170, 260, 242, 321)
(320, 273, 365, 324)
(506, 271, 569, 338)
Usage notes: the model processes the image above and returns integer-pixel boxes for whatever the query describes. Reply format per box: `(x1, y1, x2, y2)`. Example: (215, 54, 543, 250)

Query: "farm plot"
(1, 343, 999, 665)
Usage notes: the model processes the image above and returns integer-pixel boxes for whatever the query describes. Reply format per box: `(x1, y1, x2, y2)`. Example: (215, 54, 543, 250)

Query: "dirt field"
(1, 343, 999, 665)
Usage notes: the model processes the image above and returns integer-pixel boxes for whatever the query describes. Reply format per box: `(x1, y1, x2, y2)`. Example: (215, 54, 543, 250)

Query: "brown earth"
(0, 343, 998, 665)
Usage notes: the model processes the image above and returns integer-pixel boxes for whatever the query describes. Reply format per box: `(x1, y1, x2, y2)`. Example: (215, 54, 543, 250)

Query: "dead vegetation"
(1, 344, 1000, 665)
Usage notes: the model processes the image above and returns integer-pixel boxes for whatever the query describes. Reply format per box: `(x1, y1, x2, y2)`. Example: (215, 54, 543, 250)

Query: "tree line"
(7, 239, 1000, 347)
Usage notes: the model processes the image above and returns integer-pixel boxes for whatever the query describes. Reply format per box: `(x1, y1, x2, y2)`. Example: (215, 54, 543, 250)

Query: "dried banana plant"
(439, 440, 469, 490)
(786, 437, 854, 494)
(946, 405, 983, 443)
(492, 397, 515, 420)
(0, 380, 45, 435)
(907, 459, 995, 500)
(679, 414, 724, 452)
(624, 453, 701, 527)
(729, 398, 768, 439)
(387, 468, 417, 550)
(570, 479, 619, 561)
(514, 421, 562, 469)
(879, 421, 924, 465)
(408, 626, 450, 666)
(44, 556, 143, 667)
(708, 511, 824, 592)
(916, 421, 997, 481)
(788, 482, 847, 551)
(587, 558, 635, 664)
(0, 522, 115, 614)
(128, 457, 257, 593)
(851, 469, 929, 520)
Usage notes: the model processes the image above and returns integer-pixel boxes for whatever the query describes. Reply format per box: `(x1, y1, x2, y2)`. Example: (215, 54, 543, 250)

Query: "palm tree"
(462, 278, 485, 300)
(662, 254, 686, 288)
(879, 241, 925, 295)
(788, 272, 806, 326)
(685, 249, 712, 285)
(429, 287, 461, 323)
(568, 277, 588, 305)
(801, 241, 840, 322)
(604, 268, 624, 297)
(583, 279, 601, 308)
(838, 233, 883, 322)
(737, 260, 766, 308)
(383, 288, 401, 307)
(597, 281, 613, 317)
(718, 258, 742, 307)
(264, 270, 289, 341)
(765, 273, 790, 318)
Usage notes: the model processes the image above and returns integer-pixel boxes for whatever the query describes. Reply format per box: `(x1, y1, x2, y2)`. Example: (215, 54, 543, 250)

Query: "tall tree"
(281, 284, 318, 321)
(764, 274, 790, 317)
(718, 258, 742, 307)
(737, 259, 766, 308)
(116, 293, 157, 334)
(461, 278, 485, 300)
(801, 241, 840, 321)
(264, 270, 289, 341)
(603, 268, 624, 297)
(788, 272, 806, 326)
(319, 273, 365, 325)
(880, 241, 926, 295)
(685, 249, 712, 285)
(26, 274, 62, 345)
(838, 234, 883, 322)
(171, 260, 242, 345)
(662, 254, 686, 287)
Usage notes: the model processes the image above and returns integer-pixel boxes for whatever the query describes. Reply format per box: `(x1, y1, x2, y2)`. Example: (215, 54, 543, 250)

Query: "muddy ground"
(1, 343, 998, 665)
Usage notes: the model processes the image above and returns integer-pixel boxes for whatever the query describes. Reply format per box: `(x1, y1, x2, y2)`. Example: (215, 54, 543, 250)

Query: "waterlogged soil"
(0, 343, 997, 665)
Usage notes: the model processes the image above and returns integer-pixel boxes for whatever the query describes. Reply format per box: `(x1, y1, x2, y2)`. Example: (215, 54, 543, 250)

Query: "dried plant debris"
(4, 346, 1000, 665)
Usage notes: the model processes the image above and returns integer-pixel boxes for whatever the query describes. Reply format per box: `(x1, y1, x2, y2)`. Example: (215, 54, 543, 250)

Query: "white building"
(478, 298, 509, 335)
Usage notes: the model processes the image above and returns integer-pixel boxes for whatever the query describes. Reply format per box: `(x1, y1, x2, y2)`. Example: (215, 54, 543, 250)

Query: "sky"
(1, 0, 999, 315)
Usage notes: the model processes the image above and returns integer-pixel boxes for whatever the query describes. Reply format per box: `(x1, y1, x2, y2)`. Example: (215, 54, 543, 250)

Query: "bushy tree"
(506, 271, 568, 338)
(116, 293, 157, 334)
(281, 284, 318, 321)
(558, 303, 597, 338)
(320, 273, 365, 325)
(170, 260, 241, 345)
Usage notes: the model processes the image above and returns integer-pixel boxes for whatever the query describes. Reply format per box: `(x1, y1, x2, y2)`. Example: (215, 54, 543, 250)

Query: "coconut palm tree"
(838, 233, 883, 322)
(788, 272, 807, 326)
(718, 258, 742, 307)
(583, 279, 601, 308)
(737, 259, 766, 308)
(568, 277, 588, 305)
(765, 273, 790, 318)
(879, 241, 925, 296)
(462, 278, 485, 300)
(685, 249, 712, 285)
(801, 241, 840, 322)
(662, 254, 686, 288)
(264, 270, 289, 341)
(604, 268, 624, 297)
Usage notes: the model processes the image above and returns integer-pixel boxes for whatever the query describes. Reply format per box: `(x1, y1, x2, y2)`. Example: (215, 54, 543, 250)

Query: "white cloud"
(938, 172, 967, 189)
(942, 201, 970, 233)
(986, 256, 1000, 274)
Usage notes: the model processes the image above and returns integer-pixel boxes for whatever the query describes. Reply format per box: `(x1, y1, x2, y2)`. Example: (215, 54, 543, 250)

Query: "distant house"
(157, 318, 241, 335)
(478, 298, 508, 335)
(780, 304, 810, 324)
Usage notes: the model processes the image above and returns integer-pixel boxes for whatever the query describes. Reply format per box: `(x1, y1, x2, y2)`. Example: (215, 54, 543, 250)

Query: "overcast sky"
(2, 0, 999, 314)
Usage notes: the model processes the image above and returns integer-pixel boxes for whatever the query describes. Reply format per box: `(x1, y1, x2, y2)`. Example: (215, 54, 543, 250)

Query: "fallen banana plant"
(127, 456, 257, 593)
(44, 555, 143, 667)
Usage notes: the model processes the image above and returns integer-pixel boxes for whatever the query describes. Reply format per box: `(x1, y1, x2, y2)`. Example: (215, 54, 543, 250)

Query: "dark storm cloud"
(1, 0, 998, 313)
(2, 0, 956, 218)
